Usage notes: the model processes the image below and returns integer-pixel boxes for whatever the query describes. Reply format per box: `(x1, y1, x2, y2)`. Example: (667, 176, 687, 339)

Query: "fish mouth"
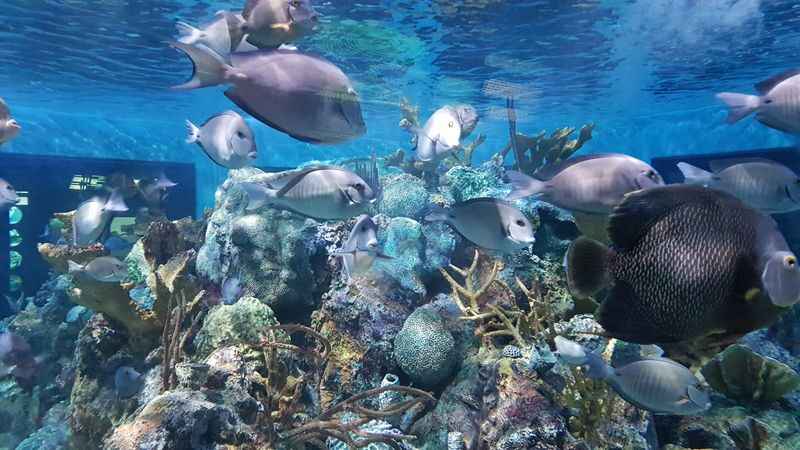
(8, 120, 20, 131)
(247, 151, 258, 160)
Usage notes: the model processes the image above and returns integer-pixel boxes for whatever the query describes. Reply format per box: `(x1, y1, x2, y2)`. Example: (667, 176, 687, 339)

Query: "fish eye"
(785, 256, 797, 268)
(353, 183, 365, 192)
(290, 0, 301, 7)
(448, 121, 454, 128)
(515, 219, 525, 227)
(765, 99, 773, 104)
(361, 226, 367, 231)
(236, 131, 245, 139)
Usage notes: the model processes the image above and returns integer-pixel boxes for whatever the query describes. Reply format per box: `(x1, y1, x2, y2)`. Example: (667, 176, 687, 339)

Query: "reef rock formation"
(394, 308, 458, 389)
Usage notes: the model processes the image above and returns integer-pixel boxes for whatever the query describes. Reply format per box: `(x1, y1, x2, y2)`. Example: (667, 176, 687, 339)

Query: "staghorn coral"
(394, 308, 458, 389)
(701, 344, 800, 404)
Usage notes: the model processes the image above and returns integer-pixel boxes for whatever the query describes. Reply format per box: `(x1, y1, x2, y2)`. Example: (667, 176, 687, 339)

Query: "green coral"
(444, 160, 508, 202)
(194, 297, 279, 359)
(124, 240, 148, 285)
(380, 174, 430, 219)
(375, 217, 425, 293)
(394, 308, 457, 388)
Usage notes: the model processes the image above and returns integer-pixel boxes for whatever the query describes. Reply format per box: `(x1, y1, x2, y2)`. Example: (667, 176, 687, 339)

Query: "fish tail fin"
(104, 189, 129, 213)
(239, 182, 276, 211)
(584, 352, 614, 380)
(67, 260, 84, 274)
(677, 162, 713, 185)
(175, 21, 205, 44)
(185, 120, 200, 144)
(716, 92, 760, 124)
(423, 205, 451, 223)
(169, 42, 244, 90)
(566, 237, 612, 298)
(505, 170, 547, 201)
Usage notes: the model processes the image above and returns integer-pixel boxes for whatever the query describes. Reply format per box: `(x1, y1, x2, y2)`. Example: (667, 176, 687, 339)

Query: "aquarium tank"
(2, 0, 800, 448)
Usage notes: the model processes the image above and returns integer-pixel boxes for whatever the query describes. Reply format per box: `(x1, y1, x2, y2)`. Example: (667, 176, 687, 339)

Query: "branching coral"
(161, 289, 208, 392)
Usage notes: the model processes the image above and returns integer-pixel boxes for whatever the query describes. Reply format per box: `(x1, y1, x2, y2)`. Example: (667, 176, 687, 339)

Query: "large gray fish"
(186, 111, 257, 169)
(68, 256, 128, 283)
(176, 11, 246, 59)
(171, 43, 365, 144)
(240, 166, 376, 219)
(0, 178, 18, 210)
(555, 337, 710, 415)
(334, 215, 391, 279)
(402, 105, 479, 162)
(0, 98, 20, 146)
(72, 190, 129, 246)
(425, 198, 535, 253)
(566, 185, 800, 345)
(240, 0, 319, 48)
(678, 158, 800, 214)
(717, 69, 800, 134)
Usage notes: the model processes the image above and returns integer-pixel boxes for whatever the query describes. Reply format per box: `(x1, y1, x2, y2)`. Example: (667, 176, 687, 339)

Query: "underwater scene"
(4, 0, 800, 449)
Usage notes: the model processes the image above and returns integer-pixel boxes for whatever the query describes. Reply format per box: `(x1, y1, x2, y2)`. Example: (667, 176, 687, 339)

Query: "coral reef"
(194, 296, 280, 359)
(394, 308, 458, 388)
(380, 173, 430, 219)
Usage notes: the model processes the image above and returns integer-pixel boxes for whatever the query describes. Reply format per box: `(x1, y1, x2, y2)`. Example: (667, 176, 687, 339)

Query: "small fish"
(186, 111, 258, 169)
(103, 235, 134, 258)
(678, 158, 800, 214)
(0, 178, 18, 209)
(176, 11, 246, 59)
(402, 105, 479, 162)
(68, 256, 128, 283)
(72, 190, 129, 245)
(114, 366, 143, 399)
(334, 215, 391, 279)
(425, 198, 535, 253)
(240, 165, 376, 219)
(240, 0, 319, 49)
(565, 185, 800, 345)
(0, 98, 20, 146)
(221, 277, 243, 305)
(137, 170, 177, 208)
(555, 337, 710, 415)
(171, 43, 366, 144)
(717, 69, 800, 134)
(0, 332, 39, 383)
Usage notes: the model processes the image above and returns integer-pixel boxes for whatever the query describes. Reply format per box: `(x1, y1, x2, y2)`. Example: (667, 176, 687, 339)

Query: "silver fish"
(221, 277, 243, 305)
(334, 215, 391, 279)
(241, 166, 376, 219)
(0, 98, 20, 146)
(402, 105, 478, 162)
(137, 170, 177, 208)
(171, 43, 365, 144)
(241, 0, 319, 48)
(678, 158, 800, 214)
(68, 256, 128, 283)
(506, 154, 664, 214)
(0, 178, 18, 209)
(186, 111, 257, 169)
(717, 69, 800, 134)
(555, 337, 710, 415)
(72, 190, 129, 245)
(176, 11, 246, 59)
(114, 366, 143, 398)
(425, 198, 535, 253)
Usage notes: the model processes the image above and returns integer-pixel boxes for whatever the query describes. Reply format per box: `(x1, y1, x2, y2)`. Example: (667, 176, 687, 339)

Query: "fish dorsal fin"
(202, 110, 238, 127)
(533, 153, 629, 181)
(709, 157, 785, 173)
(0, 98, 9, 120)
(609, 185, 717, 251)
(458, 197, 512, 208)
(242, 0, 258, 19)
(275, 166, 342, 197)
(755, 68, 800, 94)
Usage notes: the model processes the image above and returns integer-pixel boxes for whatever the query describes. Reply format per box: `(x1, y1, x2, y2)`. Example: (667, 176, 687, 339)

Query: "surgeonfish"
(402, 105, 479, 162)
(0, 98, 20, 146)
(114, 366, 143, 398)
(240, 0, 319, 49)
(425, 198, 536, 253)
(176, 11, 246, 59)
(170, 43, 366, 144)
(554, 336, 711, 415)
(72, 190, 129, 246)
(240, 166, 376, 220)
(137, 170, 177, 209)
(677, 158, 800, 214)
(334, 214, 391, 279)
(565, 184, 800, 345)
(186, 111, 258, 169)
(68, 256, 128, 283)
(717, 69, 800, 134)
(0, 178, 18, 210)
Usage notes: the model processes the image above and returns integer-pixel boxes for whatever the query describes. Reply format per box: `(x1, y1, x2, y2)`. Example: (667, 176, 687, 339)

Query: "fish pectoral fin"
(597, 282, 679, 344)
(745, 287, 762, 303)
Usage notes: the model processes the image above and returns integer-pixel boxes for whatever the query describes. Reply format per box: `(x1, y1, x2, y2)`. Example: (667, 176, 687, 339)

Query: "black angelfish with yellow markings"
(566, 184, 800, 344)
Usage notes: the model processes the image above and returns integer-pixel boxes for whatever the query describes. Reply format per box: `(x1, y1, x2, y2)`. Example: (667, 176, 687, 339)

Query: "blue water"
(1, 0, 799, 210)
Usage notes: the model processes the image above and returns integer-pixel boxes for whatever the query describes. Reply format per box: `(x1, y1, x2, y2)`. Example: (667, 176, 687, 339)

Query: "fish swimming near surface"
(176, 11, 246, 60)
(678, 158, 800, 214)
(114, 366, 143, 398)
(72, 190, 129, 245)
(239, 0, 319, 49)
(0, 178, 18, 210)
(565, 184, 800, 345)
(717, 69, 800, 134)
(425, 198, 536, 253)
(68, 256, 128, 283)
(401, 105, 479, 162)
(554, 336, 711, 415)
(0, 98, 20, 146)
(171, 43, 366, 144)
(186, 111, 258, 169)
(240, 165, 376, 220)
(334, 214, 391, 280)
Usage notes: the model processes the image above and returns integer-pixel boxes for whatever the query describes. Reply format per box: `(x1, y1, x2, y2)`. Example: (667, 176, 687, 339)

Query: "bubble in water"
(9, 275, 22, 292)
(9, 251, 21, 270)
(8, 207, 22, 225)
(9, 229, 21, 247)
